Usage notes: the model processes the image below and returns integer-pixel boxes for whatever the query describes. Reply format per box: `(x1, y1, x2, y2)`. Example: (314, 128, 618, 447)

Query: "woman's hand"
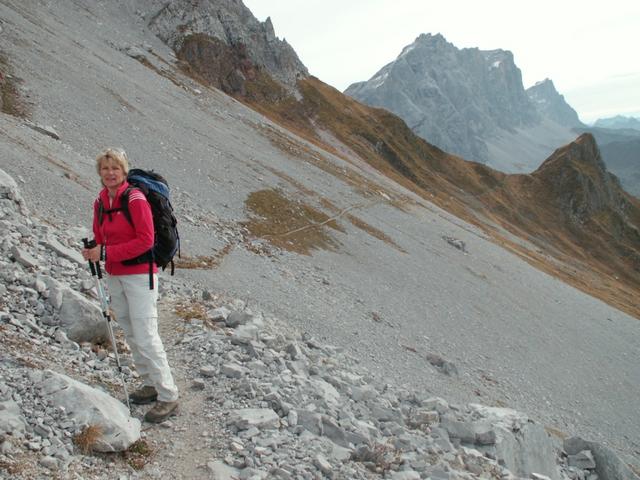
(82, 245, 102, 262)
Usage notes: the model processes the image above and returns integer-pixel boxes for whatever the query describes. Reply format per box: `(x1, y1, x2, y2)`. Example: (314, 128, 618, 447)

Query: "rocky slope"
(2, 168, 638, 479)
(0, 0, 640, 478)
(344, 33, 578, 173)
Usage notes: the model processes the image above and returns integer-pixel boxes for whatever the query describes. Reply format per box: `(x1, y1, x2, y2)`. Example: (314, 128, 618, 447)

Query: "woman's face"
(100, 158, 125, 190)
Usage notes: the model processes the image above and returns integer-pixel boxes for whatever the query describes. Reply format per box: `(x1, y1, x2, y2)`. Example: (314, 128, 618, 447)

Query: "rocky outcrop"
(148, 0, 308, 90)
(532, 134, 631, 224)
(526, 79, 584, 128)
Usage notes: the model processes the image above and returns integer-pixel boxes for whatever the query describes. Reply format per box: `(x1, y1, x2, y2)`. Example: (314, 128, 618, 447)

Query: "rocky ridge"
(2, 168, 638, 480)
(147, 0, 308, 91)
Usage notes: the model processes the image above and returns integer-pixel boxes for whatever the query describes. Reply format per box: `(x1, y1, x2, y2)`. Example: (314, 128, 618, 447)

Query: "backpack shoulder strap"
(97, 198, 105, 225)
(119, 187, 134, 226)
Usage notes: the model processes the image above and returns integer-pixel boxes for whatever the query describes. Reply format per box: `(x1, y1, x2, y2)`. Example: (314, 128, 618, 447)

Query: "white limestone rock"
(37, 370, 140, 452)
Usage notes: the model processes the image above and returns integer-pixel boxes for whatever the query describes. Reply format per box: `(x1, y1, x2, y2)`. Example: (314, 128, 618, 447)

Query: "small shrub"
(123, 439, 154, 470)
(73, 425, 103, 454)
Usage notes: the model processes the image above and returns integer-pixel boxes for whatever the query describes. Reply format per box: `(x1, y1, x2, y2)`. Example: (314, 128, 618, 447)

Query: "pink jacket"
(92, 181, 158, 276)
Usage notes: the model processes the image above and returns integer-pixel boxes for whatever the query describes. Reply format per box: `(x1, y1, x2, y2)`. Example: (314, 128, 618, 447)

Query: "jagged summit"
(526, 79, 584, 128)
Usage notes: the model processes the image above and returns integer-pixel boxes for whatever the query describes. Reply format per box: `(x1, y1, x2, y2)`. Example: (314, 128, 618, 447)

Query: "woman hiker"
(81, 148, 179, 423)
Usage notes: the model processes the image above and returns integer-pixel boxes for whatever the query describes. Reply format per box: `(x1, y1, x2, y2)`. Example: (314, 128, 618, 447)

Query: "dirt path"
(127, 302, 226, 479)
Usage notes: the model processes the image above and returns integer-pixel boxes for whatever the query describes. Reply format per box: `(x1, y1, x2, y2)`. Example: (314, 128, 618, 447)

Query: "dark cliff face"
(526, 79, 584, 128)
(148, 0, 308, 90)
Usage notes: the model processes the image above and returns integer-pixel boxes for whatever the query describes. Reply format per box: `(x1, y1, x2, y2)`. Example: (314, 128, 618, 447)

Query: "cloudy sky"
(244, 0, 640, 124)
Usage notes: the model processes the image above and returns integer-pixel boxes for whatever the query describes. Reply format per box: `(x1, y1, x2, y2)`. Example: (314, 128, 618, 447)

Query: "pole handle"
(82, 238, 97, 276)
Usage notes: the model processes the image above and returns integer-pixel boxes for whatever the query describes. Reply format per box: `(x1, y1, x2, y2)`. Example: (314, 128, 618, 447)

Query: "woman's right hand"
(82, 245, 101, 262)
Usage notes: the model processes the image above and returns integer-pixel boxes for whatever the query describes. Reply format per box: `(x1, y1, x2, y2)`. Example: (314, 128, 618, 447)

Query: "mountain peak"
(526, 79, 583, 128)
(534, 134, 627, 222)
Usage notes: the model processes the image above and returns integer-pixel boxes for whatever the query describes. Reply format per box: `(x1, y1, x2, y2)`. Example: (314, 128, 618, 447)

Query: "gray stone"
(314, 454, 333, 477)
(40, 235, 85, 266)
(441, 416, 476, 443)
(57, 286, 108, 343)
(229, 408, 279, 430)
(11, 246, 38, 268)
(569, 450, 597, 470)
(564, 437, 638, 480)
(200, 365, 217, 377)
(0, 399, 27, 436)
(226, 311, 252, 328)
(221, 363, 248, 378)
(38, 370, 140, 452)
(26, 122, 60, 140)
(207, 460, 241, 479)
(391, 471, 421, 480)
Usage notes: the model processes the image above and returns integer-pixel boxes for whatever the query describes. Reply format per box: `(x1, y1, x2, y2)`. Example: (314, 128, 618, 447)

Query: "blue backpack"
(98, 168, 180, 288)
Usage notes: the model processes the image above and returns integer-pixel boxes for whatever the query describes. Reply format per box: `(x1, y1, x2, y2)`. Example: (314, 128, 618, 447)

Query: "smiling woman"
(80, 147, 180, 424)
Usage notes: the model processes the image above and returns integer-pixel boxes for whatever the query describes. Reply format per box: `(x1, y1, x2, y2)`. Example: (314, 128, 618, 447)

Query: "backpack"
(98, 168, 180, 289)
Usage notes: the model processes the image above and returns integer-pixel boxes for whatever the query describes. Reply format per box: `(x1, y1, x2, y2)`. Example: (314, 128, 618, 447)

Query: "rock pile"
(1, 167, 637, 479)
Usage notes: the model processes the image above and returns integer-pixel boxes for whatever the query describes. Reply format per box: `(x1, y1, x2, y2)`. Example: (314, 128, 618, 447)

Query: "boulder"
(0, 399, 27, 437)
(564, 437, 639, 480)
(469, 404, 559, 479)
(38, 370, 140, 452)
(54, 280, 108, 343)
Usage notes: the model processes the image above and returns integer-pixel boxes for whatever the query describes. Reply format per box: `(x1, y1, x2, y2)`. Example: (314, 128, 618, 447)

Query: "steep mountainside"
(345, 33, 578, 173)
(0, 0, 639, 475)
(161, 13, 640, 316)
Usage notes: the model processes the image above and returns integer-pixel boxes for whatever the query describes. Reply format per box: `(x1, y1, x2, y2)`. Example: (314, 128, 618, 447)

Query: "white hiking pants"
(106, 274, 179, 402)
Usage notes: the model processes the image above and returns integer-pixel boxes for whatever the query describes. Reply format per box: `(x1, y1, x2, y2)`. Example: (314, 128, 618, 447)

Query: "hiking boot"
(129, 385, 158, 405)
(144, 400, 179, 423)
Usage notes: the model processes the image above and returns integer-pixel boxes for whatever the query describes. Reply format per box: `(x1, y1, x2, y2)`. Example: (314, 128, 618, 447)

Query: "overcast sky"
(243, 0, 640, 124)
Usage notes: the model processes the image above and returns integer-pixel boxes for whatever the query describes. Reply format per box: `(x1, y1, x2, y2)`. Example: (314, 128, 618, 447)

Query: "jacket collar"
(100, 180, 130, 206)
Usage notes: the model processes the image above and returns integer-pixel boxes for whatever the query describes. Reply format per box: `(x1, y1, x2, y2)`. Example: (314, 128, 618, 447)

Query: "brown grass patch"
(0, 459, 24, 476)
(73, 424, 103, 454)
(0, 53, 29, 118)
(345, 213, 406, 253)
(175, 244, 234, 270)
(135, 57, 183, 88)
(243, 188, 344, 255)
(174, 302, 207, 321)
(544, 425, 569, 440)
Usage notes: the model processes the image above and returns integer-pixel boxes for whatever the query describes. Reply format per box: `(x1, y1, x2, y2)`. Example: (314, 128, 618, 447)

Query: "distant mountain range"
(345, 33, 640, 197)
(344, 34, 582, 173)
(594, 115, 640, 130)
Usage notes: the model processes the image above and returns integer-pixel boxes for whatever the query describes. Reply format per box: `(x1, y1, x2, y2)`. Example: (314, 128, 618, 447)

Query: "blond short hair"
(96, 148, 129, 176)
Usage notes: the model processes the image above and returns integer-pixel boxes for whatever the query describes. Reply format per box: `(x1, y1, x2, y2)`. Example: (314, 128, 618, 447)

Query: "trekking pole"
(82, 238, 131, 410)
